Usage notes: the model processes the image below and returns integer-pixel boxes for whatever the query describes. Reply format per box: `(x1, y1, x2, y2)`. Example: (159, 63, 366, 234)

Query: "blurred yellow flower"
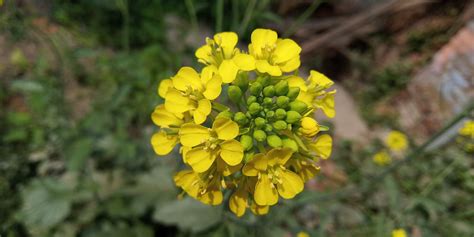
(459, 120, 474, 138)
(385, 130, 408, 152)
(392, 228, 407, 237)
(297, 231, 310, 237)
(373, 150, 392, 166)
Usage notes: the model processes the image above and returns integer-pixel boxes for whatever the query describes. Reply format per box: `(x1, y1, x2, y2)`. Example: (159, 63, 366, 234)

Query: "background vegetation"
(1, 0, 473, 236)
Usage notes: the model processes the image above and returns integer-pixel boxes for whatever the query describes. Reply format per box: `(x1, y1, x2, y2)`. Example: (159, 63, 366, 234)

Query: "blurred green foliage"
(1, 1, 473, 237)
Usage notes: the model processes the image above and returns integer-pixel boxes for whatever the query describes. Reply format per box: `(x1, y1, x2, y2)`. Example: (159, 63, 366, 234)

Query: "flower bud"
(289, 100, 308, 114)
(275, 80, 289, 96)
(287, 87, 300, 100)
(282, 138, 299, 152)
(253, 130, 267, 142)
(216, 110, 233, 119)
(263, 97, 273, 107)
(286, 110, 302, 124)
(247, 95, 257, 105)
(265, 124, 273, 132)
(276, 96, 290, 108)
(234, 112, 248, 125)
(249, 82, 263, 96)
(254, 117, 266, 128)
(266, 110, 275, 120)
(228, 85, 243, 104)
(240, 135, 253, 151)
(267, 135, 282, 148)
(234, 71, 249, 92)
(275, 108, 287, 120)
(256, 76, 269, 86)
(263, 85, 275, 97)
(273, 120, 287, 130)
(249, 102, 262, 115)
(299, 117, 319, 137)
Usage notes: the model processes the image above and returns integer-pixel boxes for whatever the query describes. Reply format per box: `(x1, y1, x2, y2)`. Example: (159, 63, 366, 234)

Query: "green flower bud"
(289, 100, 308, 114)
(249, 82, 263, 96)
(276, 96, 290, 108)
(234, 112, 248, 125)
(263, 85, 275, 97)
(275, 108, 287, 120)
(253, 130, 267, 142)
(273, 120, 287, 130)
(265, 124, 273, 132)
(286, 110, 302, 124)
(228, 85, 243, 104)
(287, 87, 300, 100)
(267, 135, 282, 148)
(282, 138, 299, 152)
(266, 110, 275, 120)
(275, 80, 289, 96)
(240, 135, 253, 151)
(256, 76, 269, 86)
(263, 97, 273, 106)
(254, 117, 266, 128)
(247, 95, 257, 105)
(216, 110, 233, 119)
(235, 72, 249, 92)
(249, 102, 262, 115)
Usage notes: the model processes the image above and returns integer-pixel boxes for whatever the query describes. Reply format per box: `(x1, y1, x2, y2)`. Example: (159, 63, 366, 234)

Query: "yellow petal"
(233, 53, 255, 71)
(172, 67, 203, 92)
(267, 148, 293, 166)
(213, 117, 239, 140)
(276, 169, 304, 199)
(214, 32, 238, 58)
(254, 173, 278, 206)
(219, 140, 244, 166)
(203, 74, 222, 100)
(309, 134, 332, 159)
(195, 44, 212, 63)
(181, 146, 192, 164)
(151, 105, 183, 128)
(164, 88, 192, 113)
(242, 154, 267, 176)
(174, 170, 200, 198)
(279, 56, 300, 72)
(218, 59, 239, 83)
(193, 99, 212, 124)
(198, 184, 223, 205)
(297, 91, 314, 106)
(250, 202, 269, 215)
(158, 79, 173, 98)
(229, 188, 248, 217)
(185, 147, 216, 173)
(216, 158, 242, 176)
(287, 76, 307, 92)
(315, 90, 336, 118)
(251, 28, 278, 55)
(151, 132, 178, 155)
(273, 39, 301, 64)
(309, 70, 334, 89)
(255, 60, 281, 76)
(179, 123, 210, 147)
(200, 65, 218, 84)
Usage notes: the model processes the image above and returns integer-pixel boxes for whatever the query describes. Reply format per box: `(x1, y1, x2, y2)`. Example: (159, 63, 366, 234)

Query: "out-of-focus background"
(1, 0, 473, 236)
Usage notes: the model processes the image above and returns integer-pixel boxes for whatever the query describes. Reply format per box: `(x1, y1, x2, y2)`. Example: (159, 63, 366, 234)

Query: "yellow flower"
(297, 231, 310, 237)
(308, 134, 333, 159)
(179, 117, 244, 172)
(385, 131, 408, 152)
(299, 117, 320, 137)
(288, 71, 336, 118)
(174, 169, 223, 205)
(392, 228, 407, 237)
(373, 150, 391, 166)
(288, 157, 320, 182)
(249, 28, 301, 76)
(243, 148, 304, 206)
(163, 66, 222, 124)
(459, 120, 474, 138)
(195, 32, 255, 83)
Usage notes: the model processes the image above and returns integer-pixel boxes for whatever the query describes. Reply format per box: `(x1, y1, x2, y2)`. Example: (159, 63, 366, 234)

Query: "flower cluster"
(373, 130, 408, 166)
(151, 29, 336, 217)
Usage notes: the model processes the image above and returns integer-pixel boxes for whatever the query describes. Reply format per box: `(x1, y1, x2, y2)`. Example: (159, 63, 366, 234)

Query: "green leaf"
(153, 197, 222, 233)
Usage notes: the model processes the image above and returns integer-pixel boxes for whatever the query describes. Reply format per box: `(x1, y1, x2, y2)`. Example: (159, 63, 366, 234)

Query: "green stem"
(184, 0, 198, 33)
(216, 0, 224, 32)
(238, 0, 257, 35)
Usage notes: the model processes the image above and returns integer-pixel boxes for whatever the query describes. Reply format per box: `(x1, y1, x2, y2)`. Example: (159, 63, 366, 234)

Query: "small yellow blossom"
(174, 169, 223, 205)
(459, 120, 474, 138)
(297, 231, 310, 237)
(385, 130, 408, 152)
(249, 28, 301, 76)
(373, 150, 392, 166)
(392, 228, 407, 237)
